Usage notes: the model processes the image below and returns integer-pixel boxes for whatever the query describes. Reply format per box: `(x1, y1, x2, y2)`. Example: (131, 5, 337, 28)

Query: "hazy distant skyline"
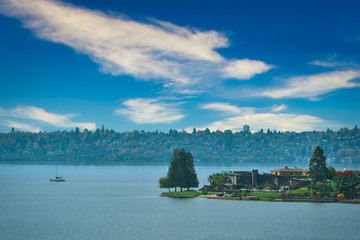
(0, 0, 359, 133)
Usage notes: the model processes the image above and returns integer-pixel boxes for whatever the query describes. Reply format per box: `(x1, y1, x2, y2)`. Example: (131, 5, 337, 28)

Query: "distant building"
(336, 169, 360, 177)
(243, 124, 250, 133)
(226, 170, 289, 186)
(270, 167, 309, 176)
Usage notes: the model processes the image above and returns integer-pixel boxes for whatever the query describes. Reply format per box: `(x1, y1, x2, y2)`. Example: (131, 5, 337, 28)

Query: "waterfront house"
(270, 166, 309, 176)
(336, 169, 360, 177)
(226, 170, 289, 186)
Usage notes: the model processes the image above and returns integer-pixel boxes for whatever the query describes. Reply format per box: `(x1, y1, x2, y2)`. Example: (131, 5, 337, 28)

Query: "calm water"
(0, 165, 359, 240)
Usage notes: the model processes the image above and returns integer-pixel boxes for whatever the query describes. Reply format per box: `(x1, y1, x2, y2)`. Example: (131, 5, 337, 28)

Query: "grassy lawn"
(291, 187, 309, 195)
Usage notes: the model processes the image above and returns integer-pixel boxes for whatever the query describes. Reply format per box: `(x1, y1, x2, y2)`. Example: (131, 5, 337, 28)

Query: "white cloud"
(260, 70, 360, 99)
(0, 105, 96, 130)
(202, 113, 325, 133)
(189, 102, 329, 133)
(0, 0, 271, 88)
(176, 89, 205, 95)
(201, 103, 254, 115)
(223, 59, 273, 80)
(308, 59, 360, 70)
(115, 98, 184, 124)
(271, 104, 287, 112)
(3, 120, 41, 132)
(308, 60, 339, 68)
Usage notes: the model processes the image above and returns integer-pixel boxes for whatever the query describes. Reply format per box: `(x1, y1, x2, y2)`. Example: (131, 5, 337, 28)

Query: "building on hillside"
(243, 124, 250, 133)
(226, 170, 289, 186)
(270, 167, 309, 176)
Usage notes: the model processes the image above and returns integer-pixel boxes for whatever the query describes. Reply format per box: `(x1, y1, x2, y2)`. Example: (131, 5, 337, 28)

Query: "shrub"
(337, 193, 345, 199)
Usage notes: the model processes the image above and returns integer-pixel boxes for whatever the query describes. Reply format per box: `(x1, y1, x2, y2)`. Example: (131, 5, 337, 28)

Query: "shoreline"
(161, 192, 360, 204)
(206, 196, 339, 203)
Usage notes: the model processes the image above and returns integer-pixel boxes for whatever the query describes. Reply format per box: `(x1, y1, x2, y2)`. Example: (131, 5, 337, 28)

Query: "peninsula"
(160, 146, 360, 204)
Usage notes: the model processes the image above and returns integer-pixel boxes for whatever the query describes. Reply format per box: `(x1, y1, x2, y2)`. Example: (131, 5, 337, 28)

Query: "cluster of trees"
(159, 148, 199, 192)
(336, 174, 360, 198)
(1, 126, 359, 165)
(308, 146, 360, 198)
(207, 172, 229, 190)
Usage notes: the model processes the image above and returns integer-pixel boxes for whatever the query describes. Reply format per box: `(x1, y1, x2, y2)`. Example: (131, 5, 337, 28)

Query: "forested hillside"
(0, 126, 359, 165)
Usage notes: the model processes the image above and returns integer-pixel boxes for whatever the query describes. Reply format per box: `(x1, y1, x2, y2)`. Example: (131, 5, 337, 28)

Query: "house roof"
(271, 167, 309, 172)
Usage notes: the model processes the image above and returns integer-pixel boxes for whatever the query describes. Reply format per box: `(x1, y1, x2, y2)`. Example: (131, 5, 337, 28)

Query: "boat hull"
(50, 178, 65, 182)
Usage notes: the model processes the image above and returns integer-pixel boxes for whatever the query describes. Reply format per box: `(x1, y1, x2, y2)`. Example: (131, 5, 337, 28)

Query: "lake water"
(1, 164, 359, 240)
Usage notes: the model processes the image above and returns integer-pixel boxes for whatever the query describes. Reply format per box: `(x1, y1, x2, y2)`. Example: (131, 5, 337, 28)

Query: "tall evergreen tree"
(167, 149, 180, 192)
(192, 128, 196, 135)
(166, 148, 199, 192)
(309, 146, 328, 183)
(184, 150, 199, 190)
(224, 130, 233, 150)
(173, 148, 185, 191)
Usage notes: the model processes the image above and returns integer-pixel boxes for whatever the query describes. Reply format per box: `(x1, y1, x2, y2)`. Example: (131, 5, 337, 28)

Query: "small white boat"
(50, 176, 65, 182)
(50, 166, 65, 182)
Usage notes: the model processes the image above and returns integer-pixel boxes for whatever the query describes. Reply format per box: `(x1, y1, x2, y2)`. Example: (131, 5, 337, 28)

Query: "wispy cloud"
(271, 104, 287, 112)
(259, 70, 360, 99)
(200, 103, 254, 115)
(3, 120, 41, 132)
(223, 59, 273, 80)
(189, 102, 330, 132)
(200, 113, 325, 133)
(0, 105, 96, 130)
(309, 60, 340, 68)
(115, 98, 185, 124)
(0, 0, 272, 89)
(308, 54, 339, 68)
(308, 59, 360, 69)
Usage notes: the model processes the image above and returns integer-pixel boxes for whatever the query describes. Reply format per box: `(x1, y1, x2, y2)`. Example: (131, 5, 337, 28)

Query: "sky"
(0, 0, 359, 133)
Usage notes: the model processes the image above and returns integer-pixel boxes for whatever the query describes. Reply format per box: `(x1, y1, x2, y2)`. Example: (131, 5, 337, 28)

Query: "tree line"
(1, 126, 359, 165)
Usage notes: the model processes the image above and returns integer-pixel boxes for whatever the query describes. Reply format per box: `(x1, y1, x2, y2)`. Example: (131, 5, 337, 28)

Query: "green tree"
(208, 172, 229, 190)
(159, 177, 171, 192)
(75, 127, 80, 135)
(224, 130, 233, 150)
(167, 149, 181, 192)
(309, 146, 328, 183)
(205, 128, 211, 135)
(192, 128, 196, 135)
(327, 166, 337, 180)
(166, 148, 199, 192)
(184, 151, 199, 190)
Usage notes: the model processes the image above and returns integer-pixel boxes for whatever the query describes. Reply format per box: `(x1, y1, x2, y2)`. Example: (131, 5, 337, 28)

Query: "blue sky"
(0, 0, 359, 133)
